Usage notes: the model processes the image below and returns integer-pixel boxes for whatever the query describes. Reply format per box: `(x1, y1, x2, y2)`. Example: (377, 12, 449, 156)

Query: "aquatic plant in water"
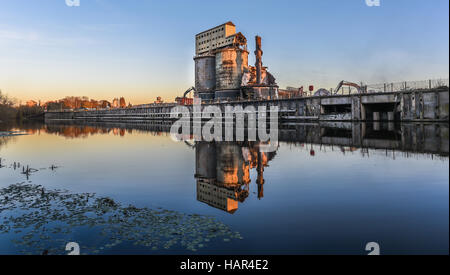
(0, 183, 243, 255)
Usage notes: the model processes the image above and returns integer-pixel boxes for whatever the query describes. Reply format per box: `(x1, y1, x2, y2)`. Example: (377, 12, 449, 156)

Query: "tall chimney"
(255, 36, 263, 85)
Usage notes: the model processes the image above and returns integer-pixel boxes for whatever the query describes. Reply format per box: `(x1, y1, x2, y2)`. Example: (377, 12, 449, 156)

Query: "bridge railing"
(364, 78, 449, 93)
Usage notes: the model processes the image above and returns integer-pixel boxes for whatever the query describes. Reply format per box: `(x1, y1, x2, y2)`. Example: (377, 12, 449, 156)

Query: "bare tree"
(0, 89, 18, 120)
(0, 90, 16, 106)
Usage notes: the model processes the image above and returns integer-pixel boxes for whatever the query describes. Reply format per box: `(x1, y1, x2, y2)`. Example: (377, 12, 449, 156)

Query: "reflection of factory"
(194, 22, 278, 101)
(195, 141, 277, 213)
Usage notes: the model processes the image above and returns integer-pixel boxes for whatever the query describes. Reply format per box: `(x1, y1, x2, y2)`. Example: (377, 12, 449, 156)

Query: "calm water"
(0, 121, 448, 255)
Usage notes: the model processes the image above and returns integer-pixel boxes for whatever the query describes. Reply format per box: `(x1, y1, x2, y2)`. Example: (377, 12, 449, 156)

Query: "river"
(0, 121, 448, 255)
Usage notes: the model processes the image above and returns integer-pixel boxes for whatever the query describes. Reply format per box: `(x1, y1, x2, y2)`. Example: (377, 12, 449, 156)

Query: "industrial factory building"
(194, 22, 279, 101)
(195, 22, 239, 55)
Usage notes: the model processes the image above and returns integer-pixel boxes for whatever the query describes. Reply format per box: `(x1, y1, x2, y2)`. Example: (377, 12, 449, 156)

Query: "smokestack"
(255, 36, 263, 85)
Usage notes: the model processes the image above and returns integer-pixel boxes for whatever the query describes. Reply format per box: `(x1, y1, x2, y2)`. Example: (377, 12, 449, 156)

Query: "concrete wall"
(215, 48, 248, 91)
(195, 22, 236, 55)
(45, 88, 449, 123)
(320, 89, 448, 122)
(439, 91, 449, 119)
(194, 55, 216, 94)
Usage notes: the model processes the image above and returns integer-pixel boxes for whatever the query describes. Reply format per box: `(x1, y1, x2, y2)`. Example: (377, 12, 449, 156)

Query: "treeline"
(0, 90, 16, 121)
(15, 105, 45, 121)
(0, 90, 44, 122)
(44, 96, 126, 110)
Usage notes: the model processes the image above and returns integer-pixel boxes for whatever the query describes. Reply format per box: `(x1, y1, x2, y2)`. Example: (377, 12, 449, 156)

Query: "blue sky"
(0, 0, 448, 104)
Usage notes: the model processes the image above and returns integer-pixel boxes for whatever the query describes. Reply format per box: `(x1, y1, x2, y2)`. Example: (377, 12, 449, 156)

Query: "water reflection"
(6, 120, 446, 214)
(5, 121, 448, 157)
(195, 141, 277, 213)
(0, 120, 448, 254)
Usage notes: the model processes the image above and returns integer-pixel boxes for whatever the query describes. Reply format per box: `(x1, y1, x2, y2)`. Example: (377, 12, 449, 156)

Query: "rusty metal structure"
(241, 35, 278, 100)
(214, 47, 249, 99)
(193, 22, 279, 102)
(255, 36, 263, 85)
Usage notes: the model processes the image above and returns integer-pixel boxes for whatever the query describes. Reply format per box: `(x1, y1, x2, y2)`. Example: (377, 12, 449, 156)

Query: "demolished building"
(194, 22, 279, 102)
